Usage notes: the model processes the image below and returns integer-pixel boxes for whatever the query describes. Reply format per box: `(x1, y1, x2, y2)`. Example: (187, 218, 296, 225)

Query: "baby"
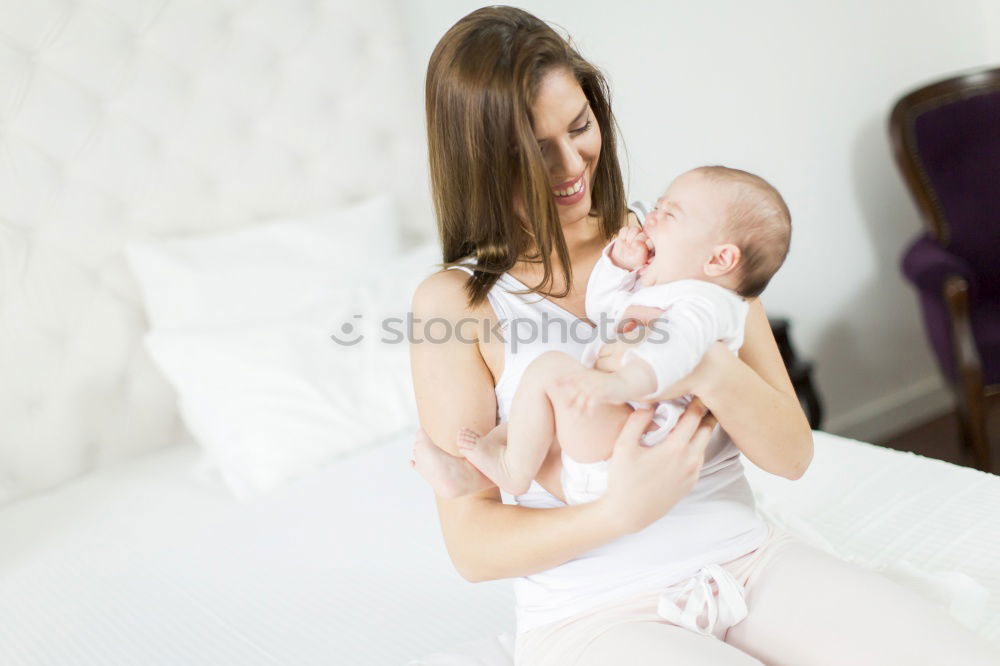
(432, 165, 791, 504)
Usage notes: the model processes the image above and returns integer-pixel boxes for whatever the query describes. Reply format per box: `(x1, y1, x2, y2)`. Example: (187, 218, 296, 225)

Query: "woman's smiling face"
(530, 67, 602, 225)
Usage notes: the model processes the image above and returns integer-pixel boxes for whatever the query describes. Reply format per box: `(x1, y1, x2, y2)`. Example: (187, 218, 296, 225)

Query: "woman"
(409, 7, 999, 665)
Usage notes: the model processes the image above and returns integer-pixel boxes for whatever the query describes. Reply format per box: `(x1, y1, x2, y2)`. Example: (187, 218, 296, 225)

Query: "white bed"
(2, 428, 998, 666)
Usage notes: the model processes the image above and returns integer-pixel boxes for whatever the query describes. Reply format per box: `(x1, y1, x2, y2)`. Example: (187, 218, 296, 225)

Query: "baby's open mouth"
(638, 238, 655, 274)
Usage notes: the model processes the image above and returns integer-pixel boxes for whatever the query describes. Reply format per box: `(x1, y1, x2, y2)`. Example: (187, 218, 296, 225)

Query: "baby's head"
(640, 166, 791, 299)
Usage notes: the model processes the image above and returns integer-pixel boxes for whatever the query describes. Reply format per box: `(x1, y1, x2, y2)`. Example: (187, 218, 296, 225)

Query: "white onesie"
(560, 240, 750, 505)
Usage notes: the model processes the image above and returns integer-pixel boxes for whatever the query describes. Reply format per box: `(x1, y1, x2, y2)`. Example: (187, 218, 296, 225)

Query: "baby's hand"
(553, 369, 629, 415)
(609, 226, 650, 271)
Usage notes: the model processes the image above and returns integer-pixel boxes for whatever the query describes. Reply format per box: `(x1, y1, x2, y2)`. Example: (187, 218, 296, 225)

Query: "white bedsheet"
(0, 430, 513, 665)
(1, 430, 998, 665)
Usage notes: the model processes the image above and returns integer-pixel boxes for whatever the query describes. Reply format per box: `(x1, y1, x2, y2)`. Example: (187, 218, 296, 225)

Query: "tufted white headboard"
(0, 0, 433, 506)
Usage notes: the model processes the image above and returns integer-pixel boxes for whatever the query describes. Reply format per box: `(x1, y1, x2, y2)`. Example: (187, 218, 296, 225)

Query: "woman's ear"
(704, 243, 741, 277)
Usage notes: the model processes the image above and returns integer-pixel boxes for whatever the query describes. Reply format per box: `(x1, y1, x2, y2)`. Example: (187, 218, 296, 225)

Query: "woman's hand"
(596, 401, 716, 537)
(647, 298, 814, 480)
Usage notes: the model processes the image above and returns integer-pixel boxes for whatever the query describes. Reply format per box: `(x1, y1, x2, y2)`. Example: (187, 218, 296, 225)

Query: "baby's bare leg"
(459, 352, 566, 496)
(461, 351, 633, 496)
(457, 422, 508, 456)
(549, 383, 634, 465)
(533, 351, 634, 465)
(411, 429, 495, 499)
(455, 422, 511, 489)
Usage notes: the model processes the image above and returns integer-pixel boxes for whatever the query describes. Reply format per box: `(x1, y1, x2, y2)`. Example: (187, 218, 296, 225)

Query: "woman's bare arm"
(411, 270, 627, 582)
(657, 298, 813, 479)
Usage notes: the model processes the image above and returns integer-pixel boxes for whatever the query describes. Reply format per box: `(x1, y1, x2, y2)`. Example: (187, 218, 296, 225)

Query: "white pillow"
(124, 195, 401, 330)
(143, 242, 441, 499)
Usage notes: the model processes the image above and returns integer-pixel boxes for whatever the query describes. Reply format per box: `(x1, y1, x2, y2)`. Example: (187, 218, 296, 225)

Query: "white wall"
(985, 0, 1000, 62)
(392, 0, 996, 442)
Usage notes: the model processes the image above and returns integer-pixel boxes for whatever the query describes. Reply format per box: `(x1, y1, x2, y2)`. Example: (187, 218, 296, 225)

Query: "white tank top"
(448, 202, 770, 634)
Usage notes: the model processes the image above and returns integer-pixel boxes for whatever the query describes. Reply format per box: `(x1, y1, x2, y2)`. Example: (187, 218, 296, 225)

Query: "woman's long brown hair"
(425, 6, 626, 306)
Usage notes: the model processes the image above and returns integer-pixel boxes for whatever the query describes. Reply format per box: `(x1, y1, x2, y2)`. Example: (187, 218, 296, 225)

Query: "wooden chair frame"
(889, 66, 1000, 473)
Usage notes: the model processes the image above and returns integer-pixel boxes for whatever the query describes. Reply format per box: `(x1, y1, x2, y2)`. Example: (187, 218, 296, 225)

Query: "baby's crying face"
(640, 173, 724, 286)
(638, 200, 684, 286)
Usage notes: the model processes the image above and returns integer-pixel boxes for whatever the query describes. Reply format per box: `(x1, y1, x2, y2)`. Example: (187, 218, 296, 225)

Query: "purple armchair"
(890, 66, 1000, 473)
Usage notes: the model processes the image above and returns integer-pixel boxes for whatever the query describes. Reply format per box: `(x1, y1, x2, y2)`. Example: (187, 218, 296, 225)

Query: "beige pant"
(514, 525, 1000, 665)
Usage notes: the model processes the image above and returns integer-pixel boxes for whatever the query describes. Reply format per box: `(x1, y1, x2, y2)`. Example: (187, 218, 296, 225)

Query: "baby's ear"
(704, 244, 740, 277)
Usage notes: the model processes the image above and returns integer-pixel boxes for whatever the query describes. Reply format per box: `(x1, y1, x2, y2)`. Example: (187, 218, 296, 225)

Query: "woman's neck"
(512, 214, 606, 295)
(522, 213, 602, 266)
(562, 213, 603, 254)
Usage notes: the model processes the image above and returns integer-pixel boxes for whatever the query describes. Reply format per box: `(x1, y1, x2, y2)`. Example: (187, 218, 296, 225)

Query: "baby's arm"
(624, 284, 746, 400)
(563, 284, 746, 410)
(585, 228, 648, 324)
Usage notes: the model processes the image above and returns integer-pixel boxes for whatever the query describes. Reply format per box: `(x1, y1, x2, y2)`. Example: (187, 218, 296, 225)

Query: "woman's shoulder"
(413, 268, 467, 314)
(412, 265, 488, 320)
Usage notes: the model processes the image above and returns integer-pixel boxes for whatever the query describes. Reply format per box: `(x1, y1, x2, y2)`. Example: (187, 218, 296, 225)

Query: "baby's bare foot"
(411, 429, 486, 498)
(457, 427, 517, 493)
(456, 427, 482, 452)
